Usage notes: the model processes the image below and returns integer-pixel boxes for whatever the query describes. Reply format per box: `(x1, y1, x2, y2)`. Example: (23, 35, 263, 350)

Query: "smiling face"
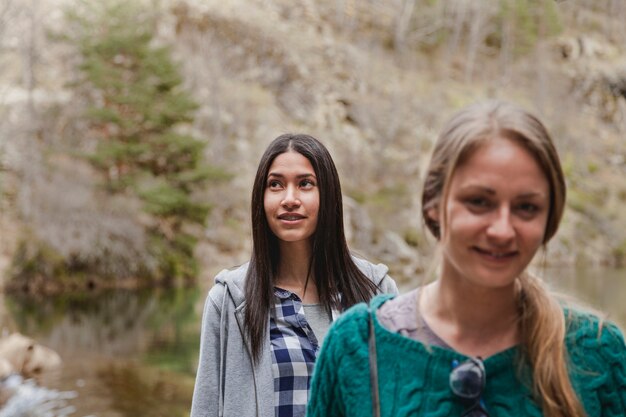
(435, 138, 550, 289)
(263, 151, 320, 245)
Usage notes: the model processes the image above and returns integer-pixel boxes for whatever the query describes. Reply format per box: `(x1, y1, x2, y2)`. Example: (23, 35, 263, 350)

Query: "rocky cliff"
(1, 0, 625, 288)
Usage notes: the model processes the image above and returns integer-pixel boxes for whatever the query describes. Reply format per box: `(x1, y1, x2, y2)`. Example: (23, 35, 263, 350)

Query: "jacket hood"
(214, 262, 249, 307)
(214, 257, 390, 308)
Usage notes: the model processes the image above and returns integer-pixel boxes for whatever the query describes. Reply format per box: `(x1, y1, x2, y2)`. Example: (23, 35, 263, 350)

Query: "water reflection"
(0, 374, 77, 417)
(2, 288, 202, 417)
(399, 268, 626, 327)
(546, 267, 626, 328)
(1, 268, 625, 416)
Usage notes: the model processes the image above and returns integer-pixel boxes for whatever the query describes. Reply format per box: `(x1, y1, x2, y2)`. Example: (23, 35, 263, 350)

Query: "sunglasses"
(449, 357, 490, 417)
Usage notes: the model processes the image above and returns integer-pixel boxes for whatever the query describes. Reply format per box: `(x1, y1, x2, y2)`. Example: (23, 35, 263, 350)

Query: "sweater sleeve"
(307, 314, 347, 417)
(190, 283, 226, 417)
(598, 321, 626, 416)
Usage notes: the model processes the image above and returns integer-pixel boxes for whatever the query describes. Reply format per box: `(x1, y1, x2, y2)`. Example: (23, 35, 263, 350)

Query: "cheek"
(524, 220, 548, 248)
(311, 200, 320, 217)
(304, 193, 320, 217)
(263, 193, 275, 217)
(445, 204, 480, 237)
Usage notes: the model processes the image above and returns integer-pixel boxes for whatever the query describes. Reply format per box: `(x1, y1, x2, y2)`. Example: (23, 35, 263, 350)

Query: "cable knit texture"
(307, 294, 626, 417)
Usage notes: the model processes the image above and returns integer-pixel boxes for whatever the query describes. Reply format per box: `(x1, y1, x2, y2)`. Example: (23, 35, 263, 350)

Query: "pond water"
(1, 288, 202, 417)
(545, 266, 626, 328)
(0, 267, 625, 416)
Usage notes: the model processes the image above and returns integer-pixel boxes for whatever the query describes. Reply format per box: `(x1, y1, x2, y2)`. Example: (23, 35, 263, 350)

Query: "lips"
(278, 213, 306, 221)
(473, 247, 518, 259)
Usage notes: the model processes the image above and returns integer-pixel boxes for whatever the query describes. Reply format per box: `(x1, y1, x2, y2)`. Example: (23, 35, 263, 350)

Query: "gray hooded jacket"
(190, 258, 398, 417)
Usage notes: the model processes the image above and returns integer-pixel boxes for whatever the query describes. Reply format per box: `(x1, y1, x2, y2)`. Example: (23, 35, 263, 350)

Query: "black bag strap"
(368, 308, 381, 417)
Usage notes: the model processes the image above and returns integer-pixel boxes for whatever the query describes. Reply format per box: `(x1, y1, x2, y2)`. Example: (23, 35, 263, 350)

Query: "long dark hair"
(244, 133, 378, 363)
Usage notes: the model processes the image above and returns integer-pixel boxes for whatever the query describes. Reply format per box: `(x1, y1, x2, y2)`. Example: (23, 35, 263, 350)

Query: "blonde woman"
(307, 101, 626, 417)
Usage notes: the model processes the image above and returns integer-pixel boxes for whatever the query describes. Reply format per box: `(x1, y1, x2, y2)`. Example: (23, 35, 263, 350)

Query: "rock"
(0, 333, 62, 378)
(343, 196, 374, 248)
(0, 359, 12, 380)
(377, 231, 416, 263)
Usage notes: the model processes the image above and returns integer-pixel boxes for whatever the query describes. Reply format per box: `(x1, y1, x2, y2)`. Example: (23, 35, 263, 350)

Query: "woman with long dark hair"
(307, 101, 626, 417)
(190, 133, 398, 417)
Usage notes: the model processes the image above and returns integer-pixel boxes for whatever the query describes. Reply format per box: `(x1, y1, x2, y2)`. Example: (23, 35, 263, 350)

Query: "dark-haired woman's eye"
(300, 179, 316, 189)
(267, 180, 282, 189)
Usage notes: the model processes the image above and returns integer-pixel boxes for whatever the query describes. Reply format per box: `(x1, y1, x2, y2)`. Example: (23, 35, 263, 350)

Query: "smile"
(278, 214, 306, 221)
(473, 247, 518, 259)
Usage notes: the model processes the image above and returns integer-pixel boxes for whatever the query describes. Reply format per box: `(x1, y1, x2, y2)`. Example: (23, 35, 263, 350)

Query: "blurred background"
(0, 0, 625, 415)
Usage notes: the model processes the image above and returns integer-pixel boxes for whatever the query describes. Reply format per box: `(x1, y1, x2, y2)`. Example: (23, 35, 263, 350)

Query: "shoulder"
(564, 310, 626, 411)
(565, 309, 624, 343)
(332, 301, 369, 330)
(207, 262, 250, 309)
(351, 255, 397, 293)
(328, 301, 372, 343)
(213, 262, 249, 286)
(329, 294, 396, 339)
(565, 309, 626, 361)
(351, 255, 388, 281)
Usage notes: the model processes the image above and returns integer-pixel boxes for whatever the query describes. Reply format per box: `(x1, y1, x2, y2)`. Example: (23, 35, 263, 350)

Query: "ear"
(425, 205, 442, 239)
(426, 206, 440, 223)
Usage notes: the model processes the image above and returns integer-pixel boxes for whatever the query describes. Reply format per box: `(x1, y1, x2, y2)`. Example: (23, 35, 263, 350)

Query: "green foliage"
(9, 237, 113, 293)
(346, 188, 367, 204)
(587, 160, 599, 174)
(11, 239, 67, 282)
(403, 227, 424, 248)
(369, 184, 409, 209)
(139, 182, 209, 223)
(612, 239, 626, 267)
(143, 287, 202, 374)
(65, 0, 218, 285)
(408, 0, 562, 56)
(148, 233, 199, 285)
(497, 0, 562, 55)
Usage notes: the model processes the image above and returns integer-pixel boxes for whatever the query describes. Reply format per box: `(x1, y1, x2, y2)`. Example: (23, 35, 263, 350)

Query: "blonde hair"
(421, 100, 586, 417)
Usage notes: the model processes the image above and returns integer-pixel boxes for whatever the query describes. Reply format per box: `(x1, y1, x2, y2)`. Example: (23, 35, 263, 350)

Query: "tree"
(65, 1, 218, 284)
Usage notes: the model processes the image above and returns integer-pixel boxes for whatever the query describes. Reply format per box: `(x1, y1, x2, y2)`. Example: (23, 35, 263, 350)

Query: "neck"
(421, 278, 520, 358)
(274, 240, 318, 303)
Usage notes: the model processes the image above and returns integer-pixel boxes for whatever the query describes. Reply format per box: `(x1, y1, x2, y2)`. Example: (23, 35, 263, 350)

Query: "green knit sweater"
(307, 294, 626, 417)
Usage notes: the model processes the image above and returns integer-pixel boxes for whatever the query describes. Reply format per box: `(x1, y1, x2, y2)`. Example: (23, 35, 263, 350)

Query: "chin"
(483, 278, 519, 290)
(276, 234, 313, 243)
(472, 270, 520, 289)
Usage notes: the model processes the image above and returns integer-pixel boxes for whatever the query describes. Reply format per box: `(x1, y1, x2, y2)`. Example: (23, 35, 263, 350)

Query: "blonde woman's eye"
(466, 197, 490, 208)
(517, 203, 539, 215)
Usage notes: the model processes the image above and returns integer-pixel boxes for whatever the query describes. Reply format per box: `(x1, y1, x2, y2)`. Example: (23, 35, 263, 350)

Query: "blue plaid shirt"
(269, 287, 337, 417)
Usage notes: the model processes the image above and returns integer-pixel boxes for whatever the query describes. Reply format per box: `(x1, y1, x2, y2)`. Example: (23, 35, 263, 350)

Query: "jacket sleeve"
(307, 318, 345, 417)
(190, 283, 226, 417)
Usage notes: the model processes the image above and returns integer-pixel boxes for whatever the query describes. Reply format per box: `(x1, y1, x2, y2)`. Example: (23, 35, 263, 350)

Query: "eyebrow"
(267, 172, 316, 179)
(459, 185, 546, 199)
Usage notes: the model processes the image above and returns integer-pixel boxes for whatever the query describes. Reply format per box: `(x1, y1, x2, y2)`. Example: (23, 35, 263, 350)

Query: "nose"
(281, 185, 301, 208)
(486, 207, 515, 243)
